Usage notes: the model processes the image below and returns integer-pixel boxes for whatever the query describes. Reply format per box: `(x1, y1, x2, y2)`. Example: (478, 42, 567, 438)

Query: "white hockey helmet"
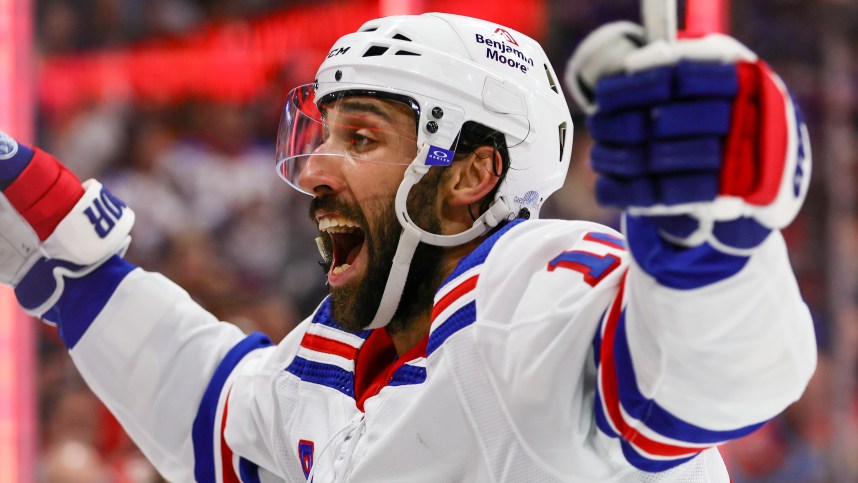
(276, 13, 574, 328)
(277, 12, 573, 219)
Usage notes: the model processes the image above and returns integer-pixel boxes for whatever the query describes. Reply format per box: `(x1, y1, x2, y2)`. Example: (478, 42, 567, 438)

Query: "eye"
(348, 131, 376, 150)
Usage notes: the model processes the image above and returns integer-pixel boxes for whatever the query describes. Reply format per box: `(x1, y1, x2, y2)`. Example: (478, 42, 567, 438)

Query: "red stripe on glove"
(720, 61, 788, 205)
(748, 61, 788, 205)
(720, 62, 760, 197)
(3, 148, 84, 240)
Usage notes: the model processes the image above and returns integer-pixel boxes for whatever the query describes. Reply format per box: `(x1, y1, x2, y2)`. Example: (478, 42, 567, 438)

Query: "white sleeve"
(592, 217, 816, 471)
(471, 220, 632, 476)
(59, 257, 302, 481)
(472, 219, 815, 474)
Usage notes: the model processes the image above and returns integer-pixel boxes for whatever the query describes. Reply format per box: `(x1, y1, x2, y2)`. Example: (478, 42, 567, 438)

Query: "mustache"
(308, 196, 366, 226)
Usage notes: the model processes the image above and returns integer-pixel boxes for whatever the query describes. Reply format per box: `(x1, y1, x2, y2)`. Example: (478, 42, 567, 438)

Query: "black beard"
(311, 172, 446, 334)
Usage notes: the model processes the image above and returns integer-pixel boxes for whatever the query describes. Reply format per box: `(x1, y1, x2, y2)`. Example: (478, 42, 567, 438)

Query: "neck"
(386, 240, 480, 356)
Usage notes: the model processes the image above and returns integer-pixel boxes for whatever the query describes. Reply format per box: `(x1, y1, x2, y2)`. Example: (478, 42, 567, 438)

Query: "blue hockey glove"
(565, 25, 811, 255)
(0, 131, 134, 320)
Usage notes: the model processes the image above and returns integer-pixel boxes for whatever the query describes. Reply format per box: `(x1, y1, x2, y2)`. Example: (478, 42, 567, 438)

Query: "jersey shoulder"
(475, 219, 629, 325)
(424, 219, 637, 480)
(425, 218, 628, 357)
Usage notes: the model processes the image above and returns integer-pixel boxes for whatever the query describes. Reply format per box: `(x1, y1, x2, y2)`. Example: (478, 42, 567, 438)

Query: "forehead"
(321, 96, 416, 130)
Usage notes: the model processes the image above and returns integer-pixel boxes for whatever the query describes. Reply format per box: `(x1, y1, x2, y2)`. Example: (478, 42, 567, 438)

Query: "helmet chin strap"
(364, 143, 513, 330)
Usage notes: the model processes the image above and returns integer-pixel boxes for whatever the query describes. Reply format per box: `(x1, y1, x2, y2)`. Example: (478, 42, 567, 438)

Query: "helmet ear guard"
(364, 143, 513, 329)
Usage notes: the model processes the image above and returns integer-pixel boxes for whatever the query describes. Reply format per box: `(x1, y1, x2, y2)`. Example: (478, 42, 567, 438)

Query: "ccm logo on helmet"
(327, 46, 351, 58)
(475, 33, 534, 74)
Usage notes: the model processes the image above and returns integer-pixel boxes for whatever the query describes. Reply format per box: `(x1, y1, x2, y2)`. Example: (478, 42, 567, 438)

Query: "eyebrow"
(332, 101, 396, 125)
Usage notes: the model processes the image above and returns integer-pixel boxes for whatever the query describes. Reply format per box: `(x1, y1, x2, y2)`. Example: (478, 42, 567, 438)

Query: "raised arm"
(0, 134, 280, 481)
(565, 11, 816, 471)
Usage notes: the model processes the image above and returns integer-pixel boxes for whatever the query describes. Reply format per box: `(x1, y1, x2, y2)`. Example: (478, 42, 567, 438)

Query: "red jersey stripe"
(301, 333, 359, 360)
(598, 275, 703, 458)
(431, 275, 478, 322)
(220, 389, 241, 483)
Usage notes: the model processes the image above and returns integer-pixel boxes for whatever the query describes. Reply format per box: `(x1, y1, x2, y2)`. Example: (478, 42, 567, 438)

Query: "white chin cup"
(363, 143, 513, 329)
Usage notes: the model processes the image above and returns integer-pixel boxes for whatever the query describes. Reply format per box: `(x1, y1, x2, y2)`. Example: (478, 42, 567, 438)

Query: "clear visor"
(276, 84, 427, 195)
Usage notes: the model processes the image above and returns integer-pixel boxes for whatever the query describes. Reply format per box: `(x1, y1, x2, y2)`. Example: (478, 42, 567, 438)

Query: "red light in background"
(0, 0, 36, 480)
(685, 0, 730, 35)
(38, 0, 546, 111)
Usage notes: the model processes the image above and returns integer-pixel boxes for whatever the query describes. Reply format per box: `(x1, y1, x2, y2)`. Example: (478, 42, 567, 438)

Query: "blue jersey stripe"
(423, 220, 525, 357)
(192, 333, 272, 483)
(427, 301, 476, 357)
(389, 364, 427, 387)
(35, 256, 135, 349)
(593, 391, 619, 439)
(624, 215, 749, 290)
(238, 457, 261, 483)
(312, 297, 371, 339)
(610, 309, 765, 444)
(597, 380, 701, 473)
(442, 219, 523, 284)
(592, 309, 606, 365)
(285, 356, 356, 398)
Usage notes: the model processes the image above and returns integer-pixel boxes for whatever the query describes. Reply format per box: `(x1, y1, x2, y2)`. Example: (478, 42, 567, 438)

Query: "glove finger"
(652, 99, 732, 138)
(675, 61, 738, 98)
(591, 100, 732, 145)
(591, 138, 722, 184)
(594, 66, 672, 113)
(656, 172, 719, 204)
(594, 61, 737, 115)
(588, 110, 648, 144)
(590, 144, 647, 177)
(596, 175, 655, 207)
(649, 138, 722, 173)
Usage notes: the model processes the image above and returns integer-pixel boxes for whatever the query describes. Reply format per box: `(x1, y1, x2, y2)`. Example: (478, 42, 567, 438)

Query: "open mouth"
(319, 216, 366, 276)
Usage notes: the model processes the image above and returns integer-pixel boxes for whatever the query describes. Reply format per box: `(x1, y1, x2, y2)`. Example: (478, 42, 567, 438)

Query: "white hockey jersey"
(57, 218, 815, 482)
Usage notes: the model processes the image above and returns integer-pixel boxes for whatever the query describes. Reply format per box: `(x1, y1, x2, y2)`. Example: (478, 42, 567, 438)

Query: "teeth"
(325, 226, 358, 234)
(318, 217, 360, 232)
(331, 264, 350, 276)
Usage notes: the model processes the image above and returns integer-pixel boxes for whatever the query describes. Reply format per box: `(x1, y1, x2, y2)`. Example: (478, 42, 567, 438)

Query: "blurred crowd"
(32, 0, 854, 481)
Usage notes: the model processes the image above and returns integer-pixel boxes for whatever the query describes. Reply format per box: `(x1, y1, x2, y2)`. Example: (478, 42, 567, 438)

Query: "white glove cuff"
(42, 179, 135, 264)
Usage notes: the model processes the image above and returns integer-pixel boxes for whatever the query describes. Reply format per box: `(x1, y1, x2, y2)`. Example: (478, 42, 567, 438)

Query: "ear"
(442, 145, 503, 207)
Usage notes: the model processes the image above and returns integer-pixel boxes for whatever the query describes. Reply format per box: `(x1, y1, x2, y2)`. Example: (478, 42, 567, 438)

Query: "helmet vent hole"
(558, 122, 568, 163)
(392, 33, 412, 42)
(363, 46, 389, 57)
(394, 50, 420, 56)
(361, 26, 379, 32)
(543, 64, 558, 94)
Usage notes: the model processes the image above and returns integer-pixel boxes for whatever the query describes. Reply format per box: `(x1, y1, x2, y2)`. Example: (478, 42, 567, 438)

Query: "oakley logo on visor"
(425, 146, 454, 166)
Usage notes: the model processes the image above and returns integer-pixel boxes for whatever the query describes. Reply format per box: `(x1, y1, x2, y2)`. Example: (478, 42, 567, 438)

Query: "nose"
(297, 151, 346, 196)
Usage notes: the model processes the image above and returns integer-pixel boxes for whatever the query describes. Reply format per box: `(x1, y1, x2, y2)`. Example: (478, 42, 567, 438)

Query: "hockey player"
(0, 11, 814, 482)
